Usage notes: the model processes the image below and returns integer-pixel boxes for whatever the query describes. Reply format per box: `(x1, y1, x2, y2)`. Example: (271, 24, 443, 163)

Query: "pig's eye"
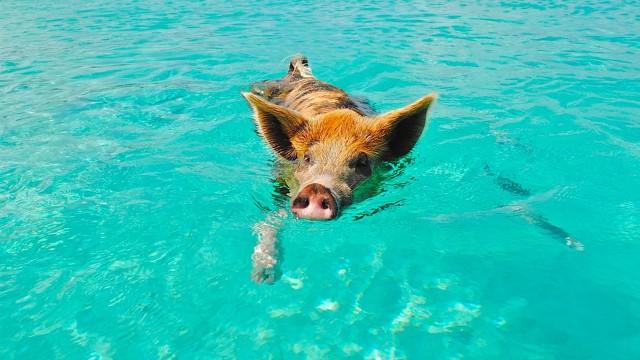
(352, 153, 371, 174)
(356, 153, 368, 166)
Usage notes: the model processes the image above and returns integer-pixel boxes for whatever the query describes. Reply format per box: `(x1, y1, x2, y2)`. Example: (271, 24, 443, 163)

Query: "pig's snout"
(291, 183, 337, 220)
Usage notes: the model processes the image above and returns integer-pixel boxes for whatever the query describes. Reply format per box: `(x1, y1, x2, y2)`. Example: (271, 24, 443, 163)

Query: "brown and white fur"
(243, 55, 437, 282)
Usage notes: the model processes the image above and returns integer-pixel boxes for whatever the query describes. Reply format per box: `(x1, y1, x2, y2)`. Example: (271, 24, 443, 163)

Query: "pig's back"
(251, 77, 375, 119)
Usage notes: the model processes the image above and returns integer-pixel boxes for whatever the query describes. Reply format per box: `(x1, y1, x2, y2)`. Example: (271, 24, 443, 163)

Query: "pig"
(242, 55, 437, 221)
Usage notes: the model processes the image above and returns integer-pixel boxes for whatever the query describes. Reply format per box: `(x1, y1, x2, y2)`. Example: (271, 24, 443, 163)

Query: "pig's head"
(242, 92, 436, 220)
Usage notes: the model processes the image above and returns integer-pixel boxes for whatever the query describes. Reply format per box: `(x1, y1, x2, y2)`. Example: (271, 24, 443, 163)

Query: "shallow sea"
(1, 1, 640, 358)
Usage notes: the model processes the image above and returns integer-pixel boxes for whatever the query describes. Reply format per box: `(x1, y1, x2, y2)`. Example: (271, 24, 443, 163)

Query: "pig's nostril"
(320, 198, 330, 210)
(292, 183, 337, 220)
(293, 196, 309, 209)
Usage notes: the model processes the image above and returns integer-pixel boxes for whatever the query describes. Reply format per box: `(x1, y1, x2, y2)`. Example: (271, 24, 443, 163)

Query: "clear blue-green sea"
(1, 1, 639, 359)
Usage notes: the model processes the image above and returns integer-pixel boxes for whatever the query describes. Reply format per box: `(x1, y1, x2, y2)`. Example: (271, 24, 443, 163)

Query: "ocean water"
(1, 0, 639, 358)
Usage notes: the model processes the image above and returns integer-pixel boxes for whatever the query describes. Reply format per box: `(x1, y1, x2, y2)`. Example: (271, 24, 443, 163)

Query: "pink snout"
(291, 183, 337, 220)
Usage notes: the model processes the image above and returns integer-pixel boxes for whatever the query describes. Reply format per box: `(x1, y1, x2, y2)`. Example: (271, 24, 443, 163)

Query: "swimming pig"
(242, 55, 437, 220)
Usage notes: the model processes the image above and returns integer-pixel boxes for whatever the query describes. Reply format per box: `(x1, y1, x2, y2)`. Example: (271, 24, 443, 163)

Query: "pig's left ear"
(373, 93, 437, 160)
(242, 92, 308, 160)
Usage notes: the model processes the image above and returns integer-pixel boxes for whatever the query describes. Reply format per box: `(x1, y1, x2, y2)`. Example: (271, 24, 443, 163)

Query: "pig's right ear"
(242, 92, 308, 160)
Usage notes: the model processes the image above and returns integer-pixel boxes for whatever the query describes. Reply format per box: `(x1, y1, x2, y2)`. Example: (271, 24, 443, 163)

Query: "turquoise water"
(1, 0, 640, 358)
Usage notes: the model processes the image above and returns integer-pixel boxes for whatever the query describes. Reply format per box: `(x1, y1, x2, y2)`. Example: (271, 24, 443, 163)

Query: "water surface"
(1, 1, 640, 358)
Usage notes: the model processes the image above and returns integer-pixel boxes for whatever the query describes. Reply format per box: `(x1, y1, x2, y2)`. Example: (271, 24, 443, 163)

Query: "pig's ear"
(242, 92, 308, 160)
(373, 93, 437, 160)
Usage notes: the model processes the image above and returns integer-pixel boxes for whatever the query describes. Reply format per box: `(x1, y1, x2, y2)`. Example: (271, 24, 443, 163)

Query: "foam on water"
(1, 0, 640, 358)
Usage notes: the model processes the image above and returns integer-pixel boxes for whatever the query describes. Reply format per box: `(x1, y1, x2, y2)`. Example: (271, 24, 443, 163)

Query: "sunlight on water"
(1, 0, 640, 358)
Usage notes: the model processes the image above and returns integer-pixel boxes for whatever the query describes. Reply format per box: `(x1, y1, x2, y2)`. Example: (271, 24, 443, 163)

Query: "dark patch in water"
(485, 164, 582, 250)
(484, 164, 531, 197)
(353, 200, 404, 221)
(496, 176, 531, 197)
